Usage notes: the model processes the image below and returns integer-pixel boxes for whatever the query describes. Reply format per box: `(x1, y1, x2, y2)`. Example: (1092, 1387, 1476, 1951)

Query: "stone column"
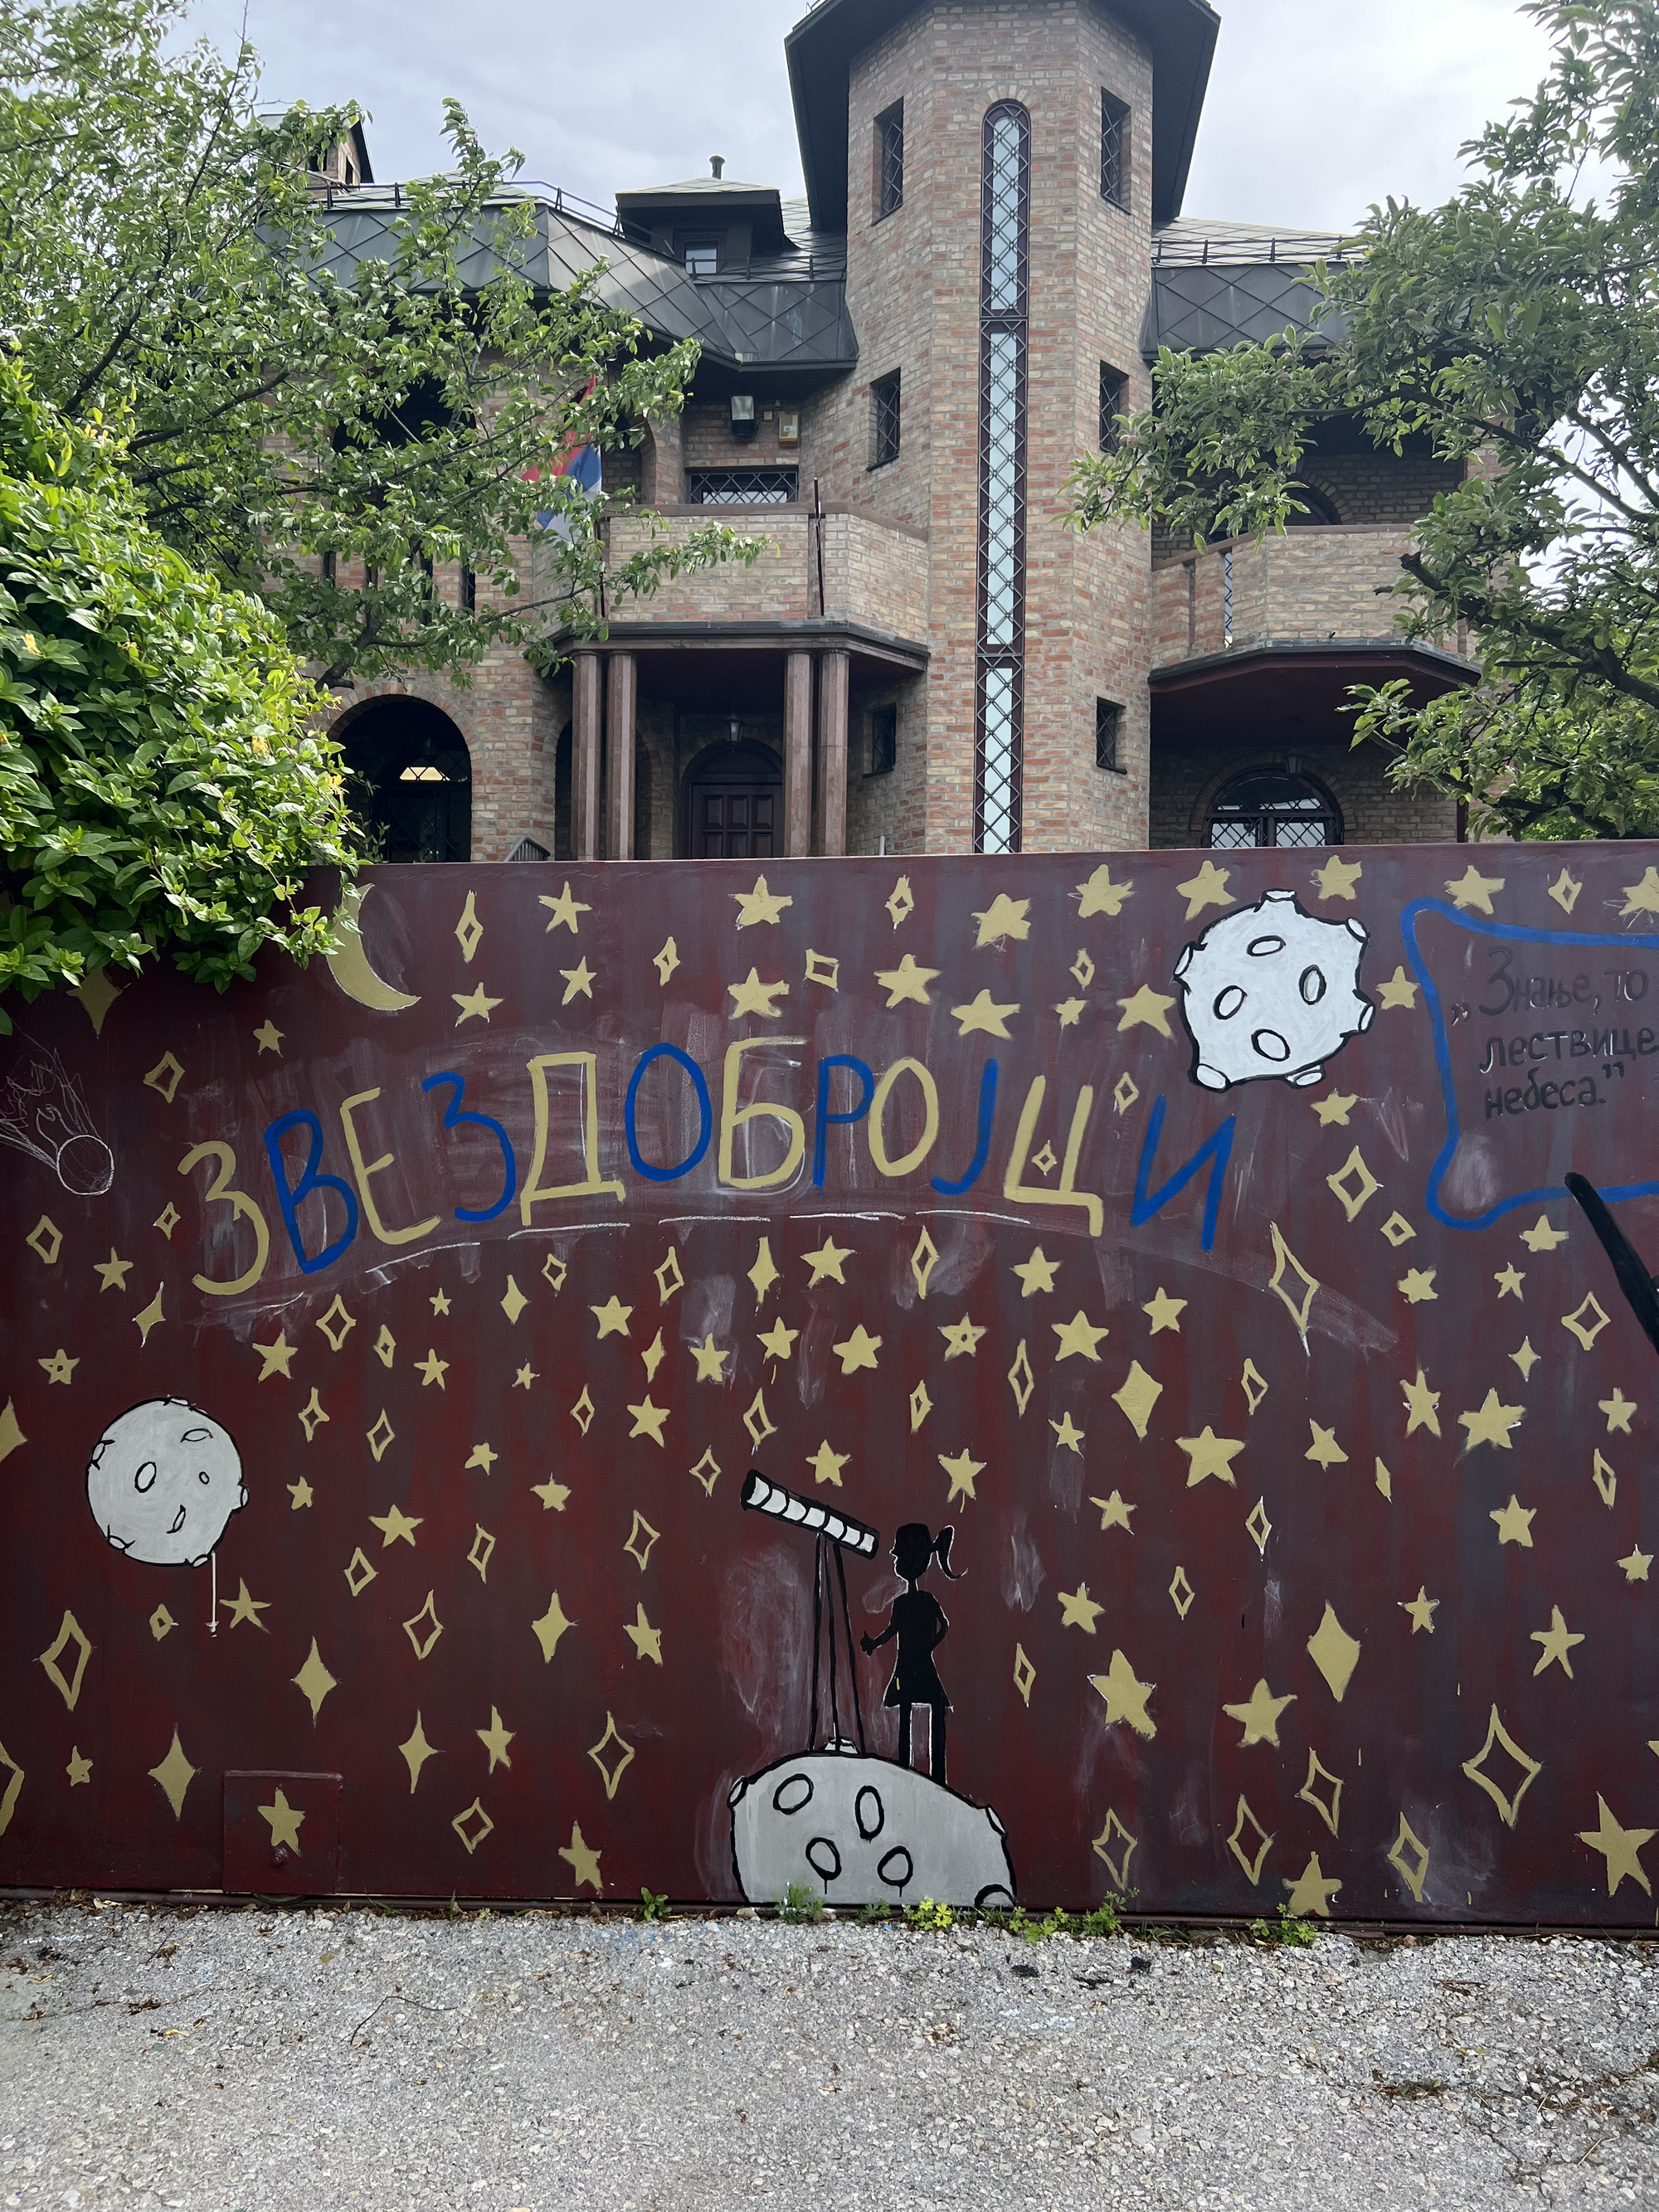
(815, 649, 849, 858)
(572, 653, 602, 862)
(783, 651, 814, 859)
(605, 654, 637, 862)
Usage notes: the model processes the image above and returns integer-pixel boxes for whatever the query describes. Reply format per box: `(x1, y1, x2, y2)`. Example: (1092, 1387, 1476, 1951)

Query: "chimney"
(709, 155, 725, 179)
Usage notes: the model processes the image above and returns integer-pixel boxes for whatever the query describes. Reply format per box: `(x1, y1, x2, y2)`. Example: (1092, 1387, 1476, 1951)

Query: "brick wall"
(1149, 742, 1458, 849)
(1151, 528, 1418, 664)
(602, 508, 930, 641)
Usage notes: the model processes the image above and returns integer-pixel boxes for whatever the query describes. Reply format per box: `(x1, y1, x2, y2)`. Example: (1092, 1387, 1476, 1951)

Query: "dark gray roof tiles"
(1144, 218, 1355, 358)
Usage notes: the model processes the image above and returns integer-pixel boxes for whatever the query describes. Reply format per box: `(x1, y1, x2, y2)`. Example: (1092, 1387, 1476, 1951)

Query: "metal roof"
(1142, 219, 1353, 357)
(785, 0, 1219, 231)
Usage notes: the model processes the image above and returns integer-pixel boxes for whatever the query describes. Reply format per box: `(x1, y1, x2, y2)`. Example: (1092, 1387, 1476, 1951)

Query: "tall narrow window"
(871, 371, 901, 468)
(868, 704, 898, 776)
(1101, 90, 1130, 210)
(1099, 364, 1126, 453)
(975, 101, 1030, 855)
(877, 100, 904, 219)
(460, 560, 476, 612)
(1096, 698, 1124, 772)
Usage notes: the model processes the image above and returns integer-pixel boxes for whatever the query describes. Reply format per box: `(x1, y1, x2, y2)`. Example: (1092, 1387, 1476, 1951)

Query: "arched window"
(1205, 767, 1342, 850)
(1286, 482, 1340, 525)
(340, 698, 471, 862)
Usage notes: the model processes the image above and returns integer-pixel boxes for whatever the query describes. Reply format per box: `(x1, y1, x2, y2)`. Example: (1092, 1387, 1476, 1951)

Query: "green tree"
(1068, 0, 1659, 840)
(0, 0, 756, 688)
(0, 354, 358, 1030)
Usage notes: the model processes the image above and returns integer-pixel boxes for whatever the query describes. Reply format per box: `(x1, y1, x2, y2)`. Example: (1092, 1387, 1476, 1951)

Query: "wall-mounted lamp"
(727, 714, 745, 747)
(729, 393, 757, 442)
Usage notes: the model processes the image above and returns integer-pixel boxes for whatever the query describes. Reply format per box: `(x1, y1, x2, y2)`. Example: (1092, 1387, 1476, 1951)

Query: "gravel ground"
(3, 1901, 1659, 2210)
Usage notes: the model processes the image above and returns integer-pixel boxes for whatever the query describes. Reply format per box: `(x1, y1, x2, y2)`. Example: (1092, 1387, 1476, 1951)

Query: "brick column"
(783, 652, 814, 858)
(605, 654, 637, 862)
(572, 654, 602, 862)
(815, 649, 849, 858)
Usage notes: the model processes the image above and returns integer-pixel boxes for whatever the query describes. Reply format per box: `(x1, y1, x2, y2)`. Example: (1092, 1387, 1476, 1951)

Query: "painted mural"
(3, 844, 1659, 1923)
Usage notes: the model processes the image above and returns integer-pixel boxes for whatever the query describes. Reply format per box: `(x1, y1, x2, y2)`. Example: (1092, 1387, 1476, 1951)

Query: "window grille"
(684, 469, 800, 506)
(460, 561, 476, 612)
(1206, 769, 1342, 850)
(868, 705, 898, 776)
(1095, 698, 1123, 773)
(877, 102, 905, 219)
(1101, 90, 1130, 210)
(1099, 364, 1126, 454)
(871, 372, 901, 468)
(1222, 545, 1234, 647)
(975, 101, 1030, 856)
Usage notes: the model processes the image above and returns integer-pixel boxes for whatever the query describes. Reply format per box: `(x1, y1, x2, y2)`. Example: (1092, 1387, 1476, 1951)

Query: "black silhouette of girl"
(861, 1522, 959, 1783)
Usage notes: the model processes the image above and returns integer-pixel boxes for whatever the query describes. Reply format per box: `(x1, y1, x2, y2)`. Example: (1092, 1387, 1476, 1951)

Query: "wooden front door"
(684, 744, 782, 858)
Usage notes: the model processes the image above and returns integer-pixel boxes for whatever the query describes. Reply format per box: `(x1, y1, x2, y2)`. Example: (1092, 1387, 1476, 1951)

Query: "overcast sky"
(194, 0, 1553, 231)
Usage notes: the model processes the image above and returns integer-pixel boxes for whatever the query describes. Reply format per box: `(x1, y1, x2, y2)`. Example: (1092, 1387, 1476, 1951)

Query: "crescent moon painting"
(325, 885, 421, 1013)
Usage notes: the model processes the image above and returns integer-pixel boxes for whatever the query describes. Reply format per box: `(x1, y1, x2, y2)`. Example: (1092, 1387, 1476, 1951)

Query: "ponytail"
(934, 1524, 961, 1579)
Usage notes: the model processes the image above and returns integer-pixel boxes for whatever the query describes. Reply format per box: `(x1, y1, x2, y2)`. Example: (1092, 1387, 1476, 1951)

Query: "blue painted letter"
(1130, 1095, 1235, 1252)
(423, 1072, 518, 1223)
(931, 1060, 999, 1196)
(813, 1055, 876, 1189)
(264, 1109, 360, 1273)
(625, 1043, 713, 1184)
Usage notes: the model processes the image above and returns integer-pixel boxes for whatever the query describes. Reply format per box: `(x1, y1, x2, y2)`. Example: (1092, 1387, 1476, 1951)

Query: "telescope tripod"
(807, 1532, 867, 1756)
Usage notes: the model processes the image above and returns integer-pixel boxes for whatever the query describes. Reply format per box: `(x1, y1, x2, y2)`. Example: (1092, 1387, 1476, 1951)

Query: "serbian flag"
(529, 395, 601, 537)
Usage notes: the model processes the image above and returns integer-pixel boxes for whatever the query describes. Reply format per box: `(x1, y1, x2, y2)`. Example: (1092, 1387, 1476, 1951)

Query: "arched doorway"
(339, 698, 472, 863)
(1204, 766, 1343, 850)
(684, 740, 782, 858)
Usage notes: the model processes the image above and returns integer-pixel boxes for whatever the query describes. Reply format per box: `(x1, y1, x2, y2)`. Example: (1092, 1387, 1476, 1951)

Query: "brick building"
(323, 0, 1475, 863)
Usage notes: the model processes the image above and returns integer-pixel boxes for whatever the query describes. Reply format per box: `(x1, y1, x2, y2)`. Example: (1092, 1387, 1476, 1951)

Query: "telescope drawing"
(739, 1468, 877, 1755)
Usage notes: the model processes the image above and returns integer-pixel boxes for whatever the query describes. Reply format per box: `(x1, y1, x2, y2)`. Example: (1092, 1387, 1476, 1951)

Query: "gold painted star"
(1495, 1264, 1525, 1300)
(1401, 1369, 1442, 1438)
(1088, 1649, 1156, 1738)
(1306, 1422, 1348, 1468)
(806, 1440, 849, 1487)
(1578, 1796, 1656, 1897)
(971, 892, 1031, 946)
(452, 983, 503, 1024)
(38, 1349, 77, 1385)
(94, 1248, 134, 1292)
(1142, 1287, 1185, 1334)
(132, 1287, 164, 1344)
(832, 1324, 882, 1374)
(691, 1334, 730, 1381)
(370, 1503, 421, 1548)
(1175, 859, 1234, 920)
(465, 1442, 499, 1475)
(591, 1296, 634, 1338)
(1050, 1412, 1086, 1454)
(532, 1476, 571, 1513)
(514, 1363, 538, 1390)
(801, 1237, 852, 1286)
(1618, 1548, 1652, 1582)
(476, 1708, 515, 1772)
(1116, 984, 1175, 1038)
(560, 958, 596, 1004)
(951, 989, 1019, 1038)
(1460, 1388, 1524, 1451)
(1222, 1678, 1296, 1748)
(1176, 1427, 1244, 1488)
(1053, 996, 1087, 1028)
(538, 882, 591, 934)
(66, 1748, 92, 1787)
(733, 874, 793, 927)
(1012, 1245, 1059, 1297)
(1618, 865, 1659, 922)
(416, 1349, 449, 1388)
(1601, 1388, 1637, 1435)
(1510, 1338, 1540, 1382)
(1058, 1583, 1105, 1633)
(1398, 1269, 1438, 1305)
(253, 1020, 284, 1057)
(1311, 1091, 1358, 1126)
(757, 1318, 798, 1363)
(938, 1449, 984, 1505)
(940, 1314, 985, 1359)
(431, 1289, 451, 1315)
(1491, 1494, 1536, 1547)
(1399, 1587, 1439, 1634)
(624, 1603, 663, 1665)
(259, 1788, 305, 1855)
(1091, 1490, 1135, 1532)
(1530, 1604, 1584, 1679)
(1053, 1310, 1109, 1362)
(626, 1397, 670, 1446)
(1283, 1854, 1342, 1918)
(1444, 863, 1505, 916)
(1077, 863, 1134, 917)
(1376, 967, 1419, 1010)
(727, 968, 791, 1019)
(873, 953, 939, 1007)
(1518, 1214, 1569, 1253)
(254, 1331, 297, 1380)
(559, 1822, 604, 1894)
(219, 1578, 270, 1631)
(287, 1477, 314, 1510)
(1314, 854, 1363, 901)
